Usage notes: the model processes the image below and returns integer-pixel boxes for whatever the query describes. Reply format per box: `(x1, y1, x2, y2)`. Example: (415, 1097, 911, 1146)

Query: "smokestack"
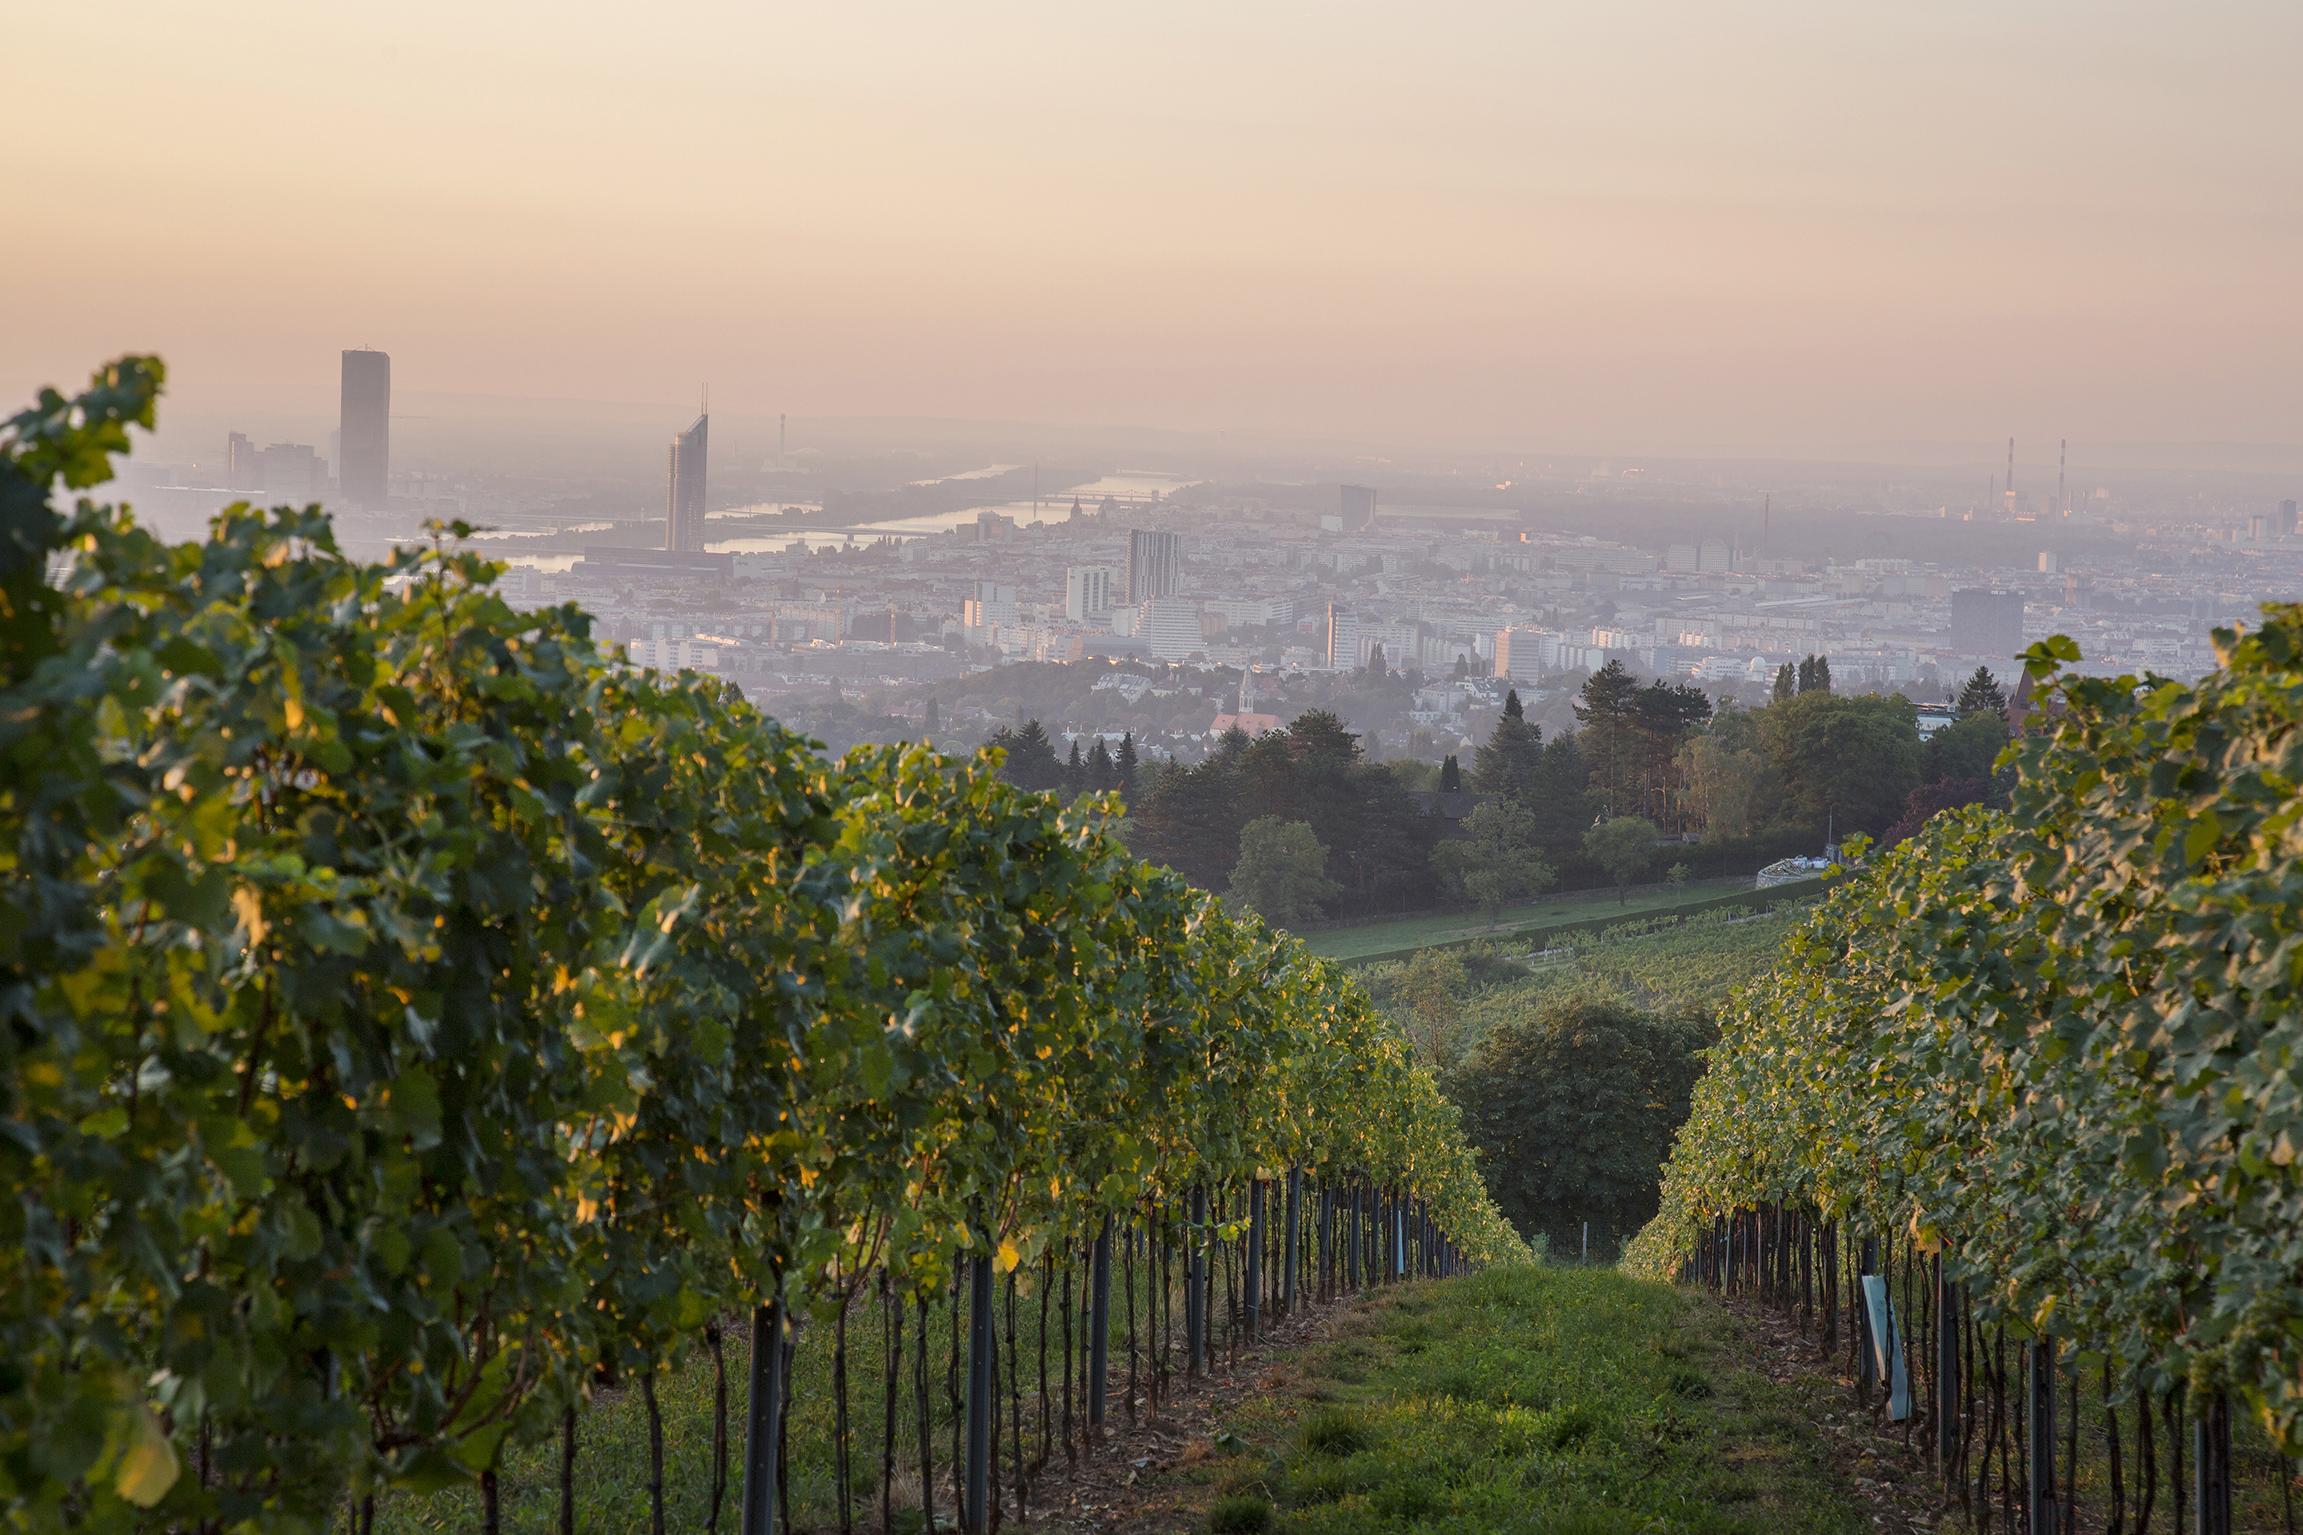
(2006, 437, 2015, 496)
(779, 412, 786, 459)
(2057, 438, 2067, 516)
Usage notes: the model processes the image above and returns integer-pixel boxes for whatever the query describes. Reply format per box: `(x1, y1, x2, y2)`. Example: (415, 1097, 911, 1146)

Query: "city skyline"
(7, 2, 2301, 457)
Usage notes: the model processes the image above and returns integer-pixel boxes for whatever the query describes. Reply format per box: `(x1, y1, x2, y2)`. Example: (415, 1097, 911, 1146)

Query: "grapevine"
(0, 359, 1526, 1532)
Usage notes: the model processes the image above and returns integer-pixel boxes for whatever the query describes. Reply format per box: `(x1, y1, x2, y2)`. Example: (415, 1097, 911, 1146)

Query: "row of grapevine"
(1627, 615, 2303, 1526)
(0, 359, 1527, 1534)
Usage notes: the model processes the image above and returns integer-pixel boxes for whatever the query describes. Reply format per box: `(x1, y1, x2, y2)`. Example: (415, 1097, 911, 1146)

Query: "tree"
(1453, 654, 1472, 681)
(923, 696, 941, 736)
(1956, 665, 2009, 717)
(1666, 861, 1690, 889)
(1879, 776, 1990, 847)
(987, 718, 1063, 791)
(1366, 642, 1387, 676)
(1085, 736, 1116, 792)
(1431, 798, 1555, 926)
(1114, 731, 1139, 799)
(1924, 708, 2009, 789)
(1756, 691, 1922, 838)
(1393, 948, 1469, 1066)
(1525, 734, 1595, 854)
(1795, 654, 1832, 694)
(1572, 661, 1645, 815)
(1442, 997, 1713, 1256)
(1228, 816, 1339, 925)
(1631, 680, 1712, 830)
(1437, 753, 1462, 793)
(1680, 731, 1773, 843)
(1471, 694, 1544, 803)
(1773, 662, 1797, 703)
(1583, 815, 1658, 903)
(1062, 738, 1085, 796)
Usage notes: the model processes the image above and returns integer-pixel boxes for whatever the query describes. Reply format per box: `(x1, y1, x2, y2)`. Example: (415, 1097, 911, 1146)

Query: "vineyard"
(0, 360, 1526, 1535)
(1630, 619, 2303, 1528)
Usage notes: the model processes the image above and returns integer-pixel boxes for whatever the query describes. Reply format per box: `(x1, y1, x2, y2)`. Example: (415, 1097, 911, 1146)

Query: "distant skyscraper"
(1124, 528, 1180, 604)
(338, 349, 391, 508)
(1340, 484, 1376, 531)
(1950, 588, 2025, 661)
(2280, 499, 2298, 539)
(665, 407, 709, 552)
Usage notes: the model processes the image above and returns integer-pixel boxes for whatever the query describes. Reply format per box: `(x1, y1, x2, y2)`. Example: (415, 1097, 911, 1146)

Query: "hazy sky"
(7, 1, 2299, 455)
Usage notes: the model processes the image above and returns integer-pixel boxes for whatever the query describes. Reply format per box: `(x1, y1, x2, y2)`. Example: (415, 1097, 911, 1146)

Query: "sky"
(6, 0, 2300, 457)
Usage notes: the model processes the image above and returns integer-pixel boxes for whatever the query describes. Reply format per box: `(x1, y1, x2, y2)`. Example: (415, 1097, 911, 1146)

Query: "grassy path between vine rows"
(1083, 1265, 1913, 1535)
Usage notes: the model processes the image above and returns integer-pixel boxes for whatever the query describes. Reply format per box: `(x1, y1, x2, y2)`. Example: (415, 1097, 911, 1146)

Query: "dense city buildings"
(120, 353, 2302, 778)
(337, 348, 390, 509)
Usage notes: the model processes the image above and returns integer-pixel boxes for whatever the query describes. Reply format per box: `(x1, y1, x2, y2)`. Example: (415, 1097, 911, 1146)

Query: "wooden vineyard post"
(1245, 1179, 1265, 1340)
(1088, 1214, 1111, 1437)
(739, 1297, 787, 1535)
(1856, 1233, 1878, 1406)
(965, 1254, 994, 1534)
(2025, 1335, 2058, 1535)
(2195, 1391, 2232, 1535)
(1186, 1185, 1209, 1376)
(1935, 1261, 1960, 1482)
(1346, 1182, 1362, 1290)
(1282, 1168, 1302, 1317)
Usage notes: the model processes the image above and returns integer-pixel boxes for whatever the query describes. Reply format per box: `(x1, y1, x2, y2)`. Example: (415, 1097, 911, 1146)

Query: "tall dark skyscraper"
(338, 348, 390, 508)
(665, 408, 709, 552)
(1950, 588, 2025, 662)
(1340, 484, 1376, 530)
(1124, 528, 1180, 604)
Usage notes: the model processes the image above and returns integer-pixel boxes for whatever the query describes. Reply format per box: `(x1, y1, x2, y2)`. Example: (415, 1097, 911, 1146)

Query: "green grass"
(1299, 878, 1750, 961)
(1168, 1266, 1868, 1535)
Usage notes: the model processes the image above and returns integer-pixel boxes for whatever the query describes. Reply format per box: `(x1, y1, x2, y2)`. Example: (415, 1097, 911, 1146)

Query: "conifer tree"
(1114, 731, 1140, 800)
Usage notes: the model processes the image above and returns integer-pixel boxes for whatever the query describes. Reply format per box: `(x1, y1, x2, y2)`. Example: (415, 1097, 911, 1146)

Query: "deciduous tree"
(1227, 815, 1339, 925)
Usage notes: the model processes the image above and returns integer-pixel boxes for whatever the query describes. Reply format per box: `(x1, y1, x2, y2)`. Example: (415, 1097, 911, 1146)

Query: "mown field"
(1127, 1266, 1869, 1535)
(1357, 903, 1806, 1067)
(1296, 878, 1753, 961)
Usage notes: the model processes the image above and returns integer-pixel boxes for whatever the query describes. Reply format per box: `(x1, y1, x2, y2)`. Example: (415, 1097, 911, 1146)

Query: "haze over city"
(9, 0, 2303, 458)
(18, 5, 2303, 1532)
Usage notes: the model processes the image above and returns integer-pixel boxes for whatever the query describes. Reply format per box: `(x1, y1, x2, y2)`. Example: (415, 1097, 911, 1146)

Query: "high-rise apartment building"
(1124, 529, 1180, 604)
(2280, 499, 2298, 539)
(665, 410, 709, 552)
(1135, 597, 1204, 662)
(338, 349, 391, 508)
(1064, 565, 1117, 622)
(1324, 603, 1361, 670)
(1340, 484, 1376, 530)
(1949, 588, 2025, 661)
(1493, 625, 1551, 682)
